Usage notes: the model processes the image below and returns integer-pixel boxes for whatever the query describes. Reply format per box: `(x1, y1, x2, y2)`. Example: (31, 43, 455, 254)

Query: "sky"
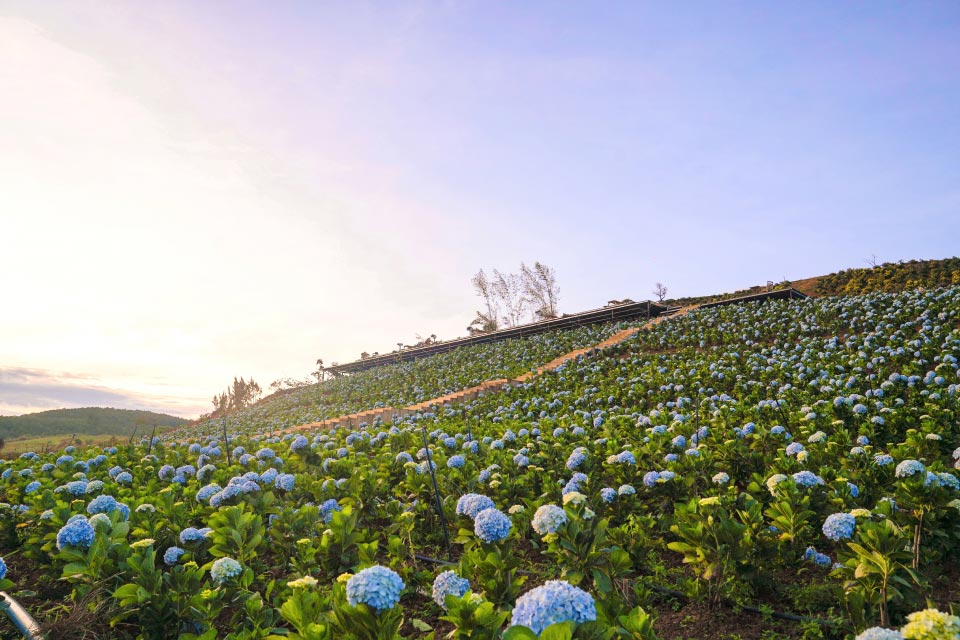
(1, 2, 958, 418)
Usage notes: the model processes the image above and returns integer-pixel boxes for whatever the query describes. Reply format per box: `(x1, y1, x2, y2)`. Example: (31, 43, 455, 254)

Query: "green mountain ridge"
(0, 407, 189, 440)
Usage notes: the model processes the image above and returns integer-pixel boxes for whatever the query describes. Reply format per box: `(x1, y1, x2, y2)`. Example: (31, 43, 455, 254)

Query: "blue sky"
(1, 2, 958, 417)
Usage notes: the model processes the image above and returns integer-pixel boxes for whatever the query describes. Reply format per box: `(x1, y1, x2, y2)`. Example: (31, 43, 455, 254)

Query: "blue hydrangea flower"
(63, 480, 88, 496)
(804, 546, 832, 567)
(938, 473, 959, 491)
(618, 484, 636, 496)
(57, 517, 96, 551)
(615, 451, 636, 465)
(510, 580, 597, 635)
(179, 527, 206, 544)
(792, 471, 825, 487)
(163, 546, 186, 566)
(822, 513, 856, 541)
(115, 471, 133, 484)
(158, 465, 175, 481)
(319, 498, 342, 523)
(346, 565, 405, 611)
(87, 495, 118, 515)
(197, 484, 221, 503)
(562, 472, 588, 495)
(600, 488, 617, 504)
(275, 474, 295, 491)
(671, 435, 686, 449)
(532, 504, 567, 536)
(565, 449, 587, 470)
(432, 570, 470, 608)
(290, 435, 309, 452)
(854, 628, 903, 640)
(643, 471, 660, 487)
(874, 454, 894, 466)
(895, 460, 925, 478)
(0, 556, 6, 580)
(447, 455, 466, 469)
(198, 464, 216, 481)
(664, 453, 678, 463)
(85, 480, 104, 494)
(474, 508, 511, 543)
(210, 557, 243, 584)
(712, 472, 730, 485)
(396, 452, 413, 464)
(25, 480, 41, 494)
(786, 442, 805, 456)
(456, 494, 495, 519)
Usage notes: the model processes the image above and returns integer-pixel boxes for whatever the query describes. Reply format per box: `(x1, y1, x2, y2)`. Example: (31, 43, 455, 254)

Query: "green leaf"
(539, 621, 575, 640)
(61, 562, 89, 578)
(411, 618, 433, 632)
(503, 626, 539, 640)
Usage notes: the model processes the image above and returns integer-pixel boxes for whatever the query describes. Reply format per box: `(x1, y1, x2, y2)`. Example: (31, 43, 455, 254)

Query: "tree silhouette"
(653, 282, 668, 302)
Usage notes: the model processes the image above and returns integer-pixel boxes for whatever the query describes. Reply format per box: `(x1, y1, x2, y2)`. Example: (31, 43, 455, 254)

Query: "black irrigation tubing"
(223, 417, 232, 465)
(419, 425, 453, 560)
(147, 424, 159, 456)
(411, 554, 835, 627)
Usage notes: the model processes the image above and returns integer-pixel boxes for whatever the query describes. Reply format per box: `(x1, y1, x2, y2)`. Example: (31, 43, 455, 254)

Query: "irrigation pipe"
(411, 554, 834, 627)
(1, 591, 45, 640)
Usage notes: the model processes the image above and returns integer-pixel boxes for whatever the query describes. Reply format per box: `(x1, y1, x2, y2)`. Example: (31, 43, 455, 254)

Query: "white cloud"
(0, 14, 473, 416)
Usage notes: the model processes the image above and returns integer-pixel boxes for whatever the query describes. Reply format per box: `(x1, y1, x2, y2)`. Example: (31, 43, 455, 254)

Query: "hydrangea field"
(185, 323, 627, 439)
(2, 287, 960, 639)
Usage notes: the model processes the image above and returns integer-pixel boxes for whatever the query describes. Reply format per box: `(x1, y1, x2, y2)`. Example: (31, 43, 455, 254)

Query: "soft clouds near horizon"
(2, 2, 958, 418)
(0, 367, 203, 417)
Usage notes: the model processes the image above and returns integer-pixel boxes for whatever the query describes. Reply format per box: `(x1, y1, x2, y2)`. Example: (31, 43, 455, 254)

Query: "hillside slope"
(0, 407, 188, 440)
(665, 255, 959, 306)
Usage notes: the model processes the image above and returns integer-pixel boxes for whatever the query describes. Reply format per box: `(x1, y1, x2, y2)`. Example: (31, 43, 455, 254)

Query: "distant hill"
(0, 407, 188, 441)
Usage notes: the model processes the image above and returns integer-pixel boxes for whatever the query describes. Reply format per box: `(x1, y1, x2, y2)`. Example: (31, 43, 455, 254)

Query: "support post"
(419, 418, 452, 560)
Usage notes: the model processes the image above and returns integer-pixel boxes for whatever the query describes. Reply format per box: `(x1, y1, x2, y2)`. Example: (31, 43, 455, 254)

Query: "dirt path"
(278, 306, 699, 434)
